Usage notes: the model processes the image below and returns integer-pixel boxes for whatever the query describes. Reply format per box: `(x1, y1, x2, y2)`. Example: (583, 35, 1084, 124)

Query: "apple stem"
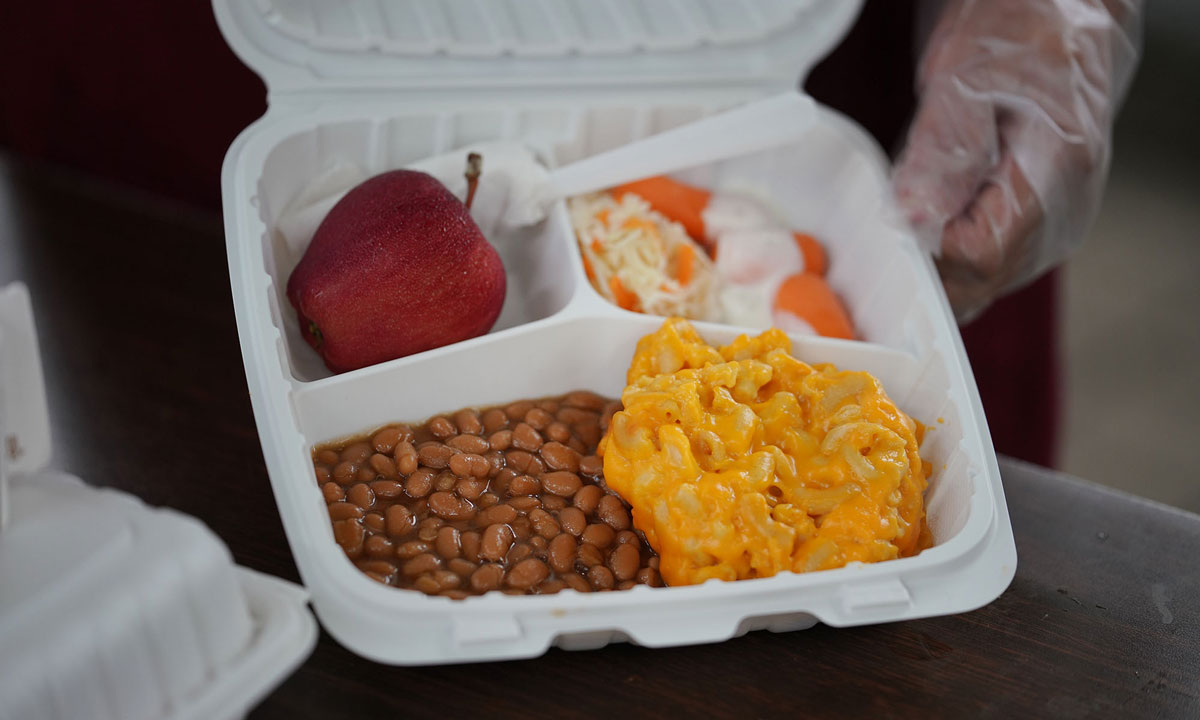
(464, 152, 482, 211)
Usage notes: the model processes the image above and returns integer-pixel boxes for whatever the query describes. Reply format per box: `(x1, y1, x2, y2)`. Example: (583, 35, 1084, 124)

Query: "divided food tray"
(221, 96, 1016, 664)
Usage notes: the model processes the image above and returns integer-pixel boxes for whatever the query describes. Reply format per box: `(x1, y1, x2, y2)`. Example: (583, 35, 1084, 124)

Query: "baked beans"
(572, 484, 602, 515)
(540, 442, 579, 473)
(371, 425, 408, 454)
(311, 393, 661, 598)
(544, 422, 571, 444)
(364, 512, 385, 534)
(321, 482, 344, 504)
(370, 479, 403, 499)
(579, 455, 603, 477)
(558, 507, 587, 537)
(581, 523, 615, 549)
(347, 483, 374, 509)
(364, 534, 393, 559)
(453, 409, 483, 436)
(369, 453, 398, 479)
(341, 442, 372, 464)
(508, 474, 540, 496)
(405, 468, 434, 498)
(446, 434, 490, 454)
(541, 471, 582, 498)
(542, 495, 567, 512)
(328, 502, 362, 521)
(394, 441, 418, 476)
(429, 416, 456, 439)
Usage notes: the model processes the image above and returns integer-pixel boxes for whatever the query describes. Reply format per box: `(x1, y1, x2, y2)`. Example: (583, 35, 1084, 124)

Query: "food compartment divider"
(289, 314, 919, 444)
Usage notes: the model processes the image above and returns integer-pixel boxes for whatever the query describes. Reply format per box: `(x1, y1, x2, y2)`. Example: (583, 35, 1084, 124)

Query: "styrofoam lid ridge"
(0, 283, 53, 531)
(214, 0, 863, 97)
(0, 473, 315, 720)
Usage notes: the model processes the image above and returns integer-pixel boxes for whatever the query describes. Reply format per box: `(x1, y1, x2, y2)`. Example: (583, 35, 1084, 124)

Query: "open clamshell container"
(216, 0, 1016, 665)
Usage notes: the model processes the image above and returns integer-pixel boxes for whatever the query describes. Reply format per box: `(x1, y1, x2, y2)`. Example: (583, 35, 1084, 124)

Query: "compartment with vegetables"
(571, 175, 853, 339)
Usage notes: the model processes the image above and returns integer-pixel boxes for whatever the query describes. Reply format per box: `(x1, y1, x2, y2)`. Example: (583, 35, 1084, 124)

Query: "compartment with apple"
(256, 130, 579, 383)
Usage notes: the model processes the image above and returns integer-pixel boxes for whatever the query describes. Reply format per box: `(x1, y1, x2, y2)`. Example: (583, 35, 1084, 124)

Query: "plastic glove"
(893, 0, 1142, 321)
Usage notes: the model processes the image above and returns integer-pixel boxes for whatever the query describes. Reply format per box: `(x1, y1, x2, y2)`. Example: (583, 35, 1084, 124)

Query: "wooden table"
(2, 156, 1196, 718)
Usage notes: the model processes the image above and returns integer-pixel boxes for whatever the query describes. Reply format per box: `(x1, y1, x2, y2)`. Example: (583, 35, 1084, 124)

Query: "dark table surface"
(2, 156, 1197, 719)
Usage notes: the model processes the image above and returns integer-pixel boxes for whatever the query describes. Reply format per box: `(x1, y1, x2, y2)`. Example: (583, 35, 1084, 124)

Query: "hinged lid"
(213, 0, 862, 99)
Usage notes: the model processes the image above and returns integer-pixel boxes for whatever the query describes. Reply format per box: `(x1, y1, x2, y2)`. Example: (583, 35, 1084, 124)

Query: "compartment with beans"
(311, 391, 664, 598)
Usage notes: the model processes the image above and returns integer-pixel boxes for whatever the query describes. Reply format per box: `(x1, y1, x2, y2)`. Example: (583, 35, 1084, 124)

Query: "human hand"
(893, 0, 1141, 321)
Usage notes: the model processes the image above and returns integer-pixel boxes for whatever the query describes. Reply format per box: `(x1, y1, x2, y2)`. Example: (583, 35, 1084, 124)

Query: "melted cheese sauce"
(600, 318, 930, 586)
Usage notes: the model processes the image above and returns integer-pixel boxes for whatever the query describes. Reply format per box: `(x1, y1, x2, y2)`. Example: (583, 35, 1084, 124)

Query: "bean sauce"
(311, 392, 664, 598)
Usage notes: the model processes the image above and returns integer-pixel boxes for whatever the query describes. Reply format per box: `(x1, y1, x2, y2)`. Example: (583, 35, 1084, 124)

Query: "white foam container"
(0, 284, 317, 718)
(216, 0, 1017, 665)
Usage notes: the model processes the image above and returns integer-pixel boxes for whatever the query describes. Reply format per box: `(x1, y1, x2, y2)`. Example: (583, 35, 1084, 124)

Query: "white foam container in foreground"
(0, 475, 317, 720)
(216, 0, 1017, 665)
(0, 284, 317, 719)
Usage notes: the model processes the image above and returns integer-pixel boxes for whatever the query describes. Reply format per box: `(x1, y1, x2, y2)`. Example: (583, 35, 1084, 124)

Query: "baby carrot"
(620, 216, 661, 238)
(774, 273, 853, 339)
(792, 232, 827, 276)
(609, 276, 640, 312)
(675, 243, 695, 286)
(612, 176, 711, 245)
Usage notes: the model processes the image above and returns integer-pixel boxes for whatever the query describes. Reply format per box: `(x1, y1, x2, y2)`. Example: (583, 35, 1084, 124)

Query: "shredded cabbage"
(569, 192, 717, 321)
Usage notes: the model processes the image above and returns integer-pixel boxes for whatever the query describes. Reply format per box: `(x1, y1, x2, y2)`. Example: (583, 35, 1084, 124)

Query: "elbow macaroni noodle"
(600, 318, 930, 586)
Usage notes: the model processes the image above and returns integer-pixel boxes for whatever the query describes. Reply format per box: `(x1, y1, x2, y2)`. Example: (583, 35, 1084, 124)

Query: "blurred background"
(0, 1, 1196, 510)
(1061, 3, 1200, 513)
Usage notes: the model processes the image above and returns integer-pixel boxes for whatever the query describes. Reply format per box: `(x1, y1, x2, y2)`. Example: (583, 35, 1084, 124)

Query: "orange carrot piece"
(609, 276, 640, 312)
(612, 176, 711, 244)
(591, 239, 604, 254)
(596, 208, 610, 227)
(581, 252, 596, 282)
(773, 273, 853, 339)
(675, 243, 695, 286)
(792, 232, 827, 276)
(620, 216, 661, 237)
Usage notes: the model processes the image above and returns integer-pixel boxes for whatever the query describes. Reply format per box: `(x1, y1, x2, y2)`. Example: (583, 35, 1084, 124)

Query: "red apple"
(286, 169, 505, 373)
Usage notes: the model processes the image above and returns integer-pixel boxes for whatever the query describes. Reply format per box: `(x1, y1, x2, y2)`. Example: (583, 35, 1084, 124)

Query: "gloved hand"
(893, 0, 1142, 321)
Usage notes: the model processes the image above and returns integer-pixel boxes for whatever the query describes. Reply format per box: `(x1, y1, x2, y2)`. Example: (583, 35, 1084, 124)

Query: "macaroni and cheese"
(600, 318, 930, 586)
